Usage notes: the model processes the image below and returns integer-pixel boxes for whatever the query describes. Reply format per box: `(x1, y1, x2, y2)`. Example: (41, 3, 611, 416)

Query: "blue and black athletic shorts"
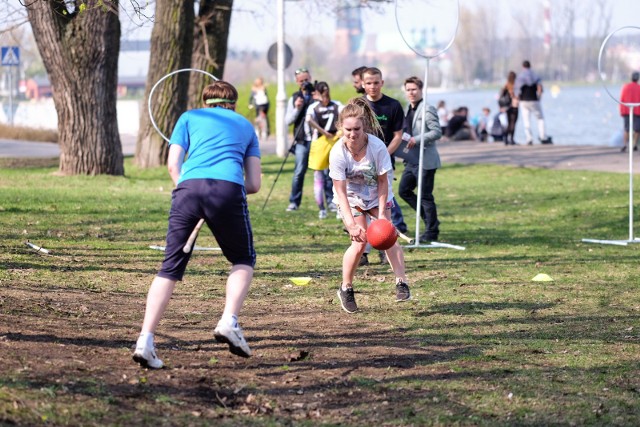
(157, 179, 256, 281)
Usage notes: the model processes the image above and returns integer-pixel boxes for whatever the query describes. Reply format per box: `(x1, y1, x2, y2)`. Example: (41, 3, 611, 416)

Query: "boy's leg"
(133, 276, 177, 369)
(222, 264, 253, 319)
(141, 276, 177, 333)
(214, 264, 254, 358)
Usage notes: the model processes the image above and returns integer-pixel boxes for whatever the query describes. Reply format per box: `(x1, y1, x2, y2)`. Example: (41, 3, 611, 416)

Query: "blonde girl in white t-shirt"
(329, 98, 411, 313)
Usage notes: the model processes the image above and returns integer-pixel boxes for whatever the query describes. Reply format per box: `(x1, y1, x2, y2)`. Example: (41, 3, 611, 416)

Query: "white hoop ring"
(394, 0, 459, 59)
(148, 68, 218, 143)
(597, 26, 640, 108)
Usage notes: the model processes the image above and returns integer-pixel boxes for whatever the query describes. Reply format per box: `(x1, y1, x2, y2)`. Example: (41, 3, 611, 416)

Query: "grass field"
(0, 155, 639, 426)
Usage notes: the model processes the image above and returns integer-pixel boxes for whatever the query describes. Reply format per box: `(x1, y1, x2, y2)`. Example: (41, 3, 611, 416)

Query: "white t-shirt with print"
(329, 133, 394, 211)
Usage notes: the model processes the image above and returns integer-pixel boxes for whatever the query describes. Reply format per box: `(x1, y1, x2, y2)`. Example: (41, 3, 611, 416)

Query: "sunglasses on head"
(295, 68, 308, 75)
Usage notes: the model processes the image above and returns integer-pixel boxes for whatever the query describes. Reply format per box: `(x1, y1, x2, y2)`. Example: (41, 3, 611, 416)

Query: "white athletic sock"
(137, 332, 154, 348)
(221, 314, 238, 328)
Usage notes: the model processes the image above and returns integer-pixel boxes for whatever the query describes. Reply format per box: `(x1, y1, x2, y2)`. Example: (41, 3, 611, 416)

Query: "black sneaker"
(419, 232, 438, 243)
(395, 281, 411, 302)
(358, 253, 369, 266)
(337, 286, 358, 313)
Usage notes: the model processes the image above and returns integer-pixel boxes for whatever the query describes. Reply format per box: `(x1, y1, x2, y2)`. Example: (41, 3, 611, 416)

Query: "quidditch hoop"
(598, 26, 640, 108)
(148, 68, 218, 143)
(394, 0, 459, 60)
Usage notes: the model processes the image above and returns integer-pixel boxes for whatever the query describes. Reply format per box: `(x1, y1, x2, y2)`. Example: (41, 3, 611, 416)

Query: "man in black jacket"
(285, 68, 315, 211)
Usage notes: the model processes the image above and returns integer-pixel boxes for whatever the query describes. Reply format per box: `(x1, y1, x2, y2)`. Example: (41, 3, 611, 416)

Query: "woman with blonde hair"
(329, 98, 410, 313)
(249, 77, 270, 139)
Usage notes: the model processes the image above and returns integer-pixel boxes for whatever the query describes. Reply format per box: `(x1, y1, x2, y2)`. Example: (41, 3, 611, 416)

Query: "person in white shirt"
(329, 98, 411, 314)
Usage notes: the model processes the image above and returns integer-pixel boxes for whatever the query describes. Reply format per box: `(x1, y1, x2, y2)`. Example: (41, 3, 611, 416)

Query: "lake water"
(1, 85, 627, 147)
(427, 85, 624, 147)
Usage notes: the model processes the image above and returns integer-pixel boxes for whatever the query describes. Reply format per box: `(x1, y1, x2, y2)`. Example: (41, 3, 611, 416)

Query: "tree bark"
(187, 0, 233, 110)
(135, 0, 195, 168)
(25, 0, 123, 176)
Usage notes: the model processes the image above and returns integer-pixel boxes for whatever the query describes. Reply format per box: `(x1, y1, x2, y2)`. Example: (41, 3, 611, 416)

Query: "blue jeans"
(390, 197, 407, 233)
(289, 140, 310, 207)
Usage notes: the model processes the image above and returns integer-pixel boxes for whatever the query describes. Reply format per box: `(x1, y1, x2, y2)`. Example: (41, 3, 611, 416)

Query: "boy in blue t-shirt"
(133, 81, 262, 369)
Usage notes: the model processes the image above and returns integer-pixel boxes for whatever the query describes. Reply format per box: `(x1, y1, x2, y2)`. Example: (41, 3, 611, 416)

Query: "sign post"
(1, 46, 20, 126)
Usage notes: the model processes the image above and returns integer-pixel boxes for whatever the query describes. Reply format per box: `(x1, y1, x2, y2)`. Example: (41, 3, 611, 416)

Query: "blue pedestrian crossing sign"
(1, 46, 20, 66)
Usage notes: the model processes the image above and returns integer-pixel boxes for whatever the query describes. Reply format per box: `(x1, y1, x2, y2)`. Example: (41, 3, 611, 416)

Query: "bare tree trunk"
(25, 0, 123, 176)
(187, 0, 233, 110)
(135, 0, 195, 168)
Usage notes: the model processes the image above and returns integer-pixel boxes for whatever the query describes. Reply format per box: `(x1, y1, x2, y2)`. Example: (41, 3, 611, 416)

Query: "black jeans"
(398, 164, 439, 238)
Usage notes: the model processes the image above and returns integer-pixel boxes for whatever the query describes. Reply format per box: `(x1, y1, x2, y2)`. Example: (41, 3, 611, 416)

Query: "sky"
(5, 0, 640, 57)
(152, 0, 640, 53)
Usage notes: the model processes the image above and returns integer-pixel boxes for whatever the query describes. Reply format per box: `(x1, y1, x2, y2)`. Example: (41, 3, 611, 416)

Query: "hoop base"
(404, 241, 466, 250)
(149, 245, 221, 251)
(581, 238, 640, 246)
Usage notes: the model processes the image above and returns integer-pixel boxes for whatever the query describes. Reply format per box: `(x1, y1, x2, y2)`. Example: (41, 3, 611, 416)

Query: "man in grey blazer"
(397, 76, 443, 242)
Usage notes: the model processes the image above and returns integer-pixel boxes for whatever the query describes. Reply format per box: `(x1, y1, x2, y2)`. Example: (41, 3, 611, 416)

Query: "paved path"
(2, 135, 637, 174)
(436, 140, 637, 174)
(0, 134, 137, 158)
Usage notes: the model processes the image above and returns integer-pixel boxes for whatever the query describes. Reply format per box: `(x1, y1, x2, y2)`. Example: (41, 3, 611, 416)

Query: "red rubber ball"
(367, 219, 397, 250)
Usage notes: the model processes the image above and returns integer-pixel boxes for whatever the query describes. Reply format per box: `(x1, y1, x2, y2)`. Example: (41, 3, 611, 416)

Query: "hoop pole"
(414, 58, 430, 245)
(583, 25, 640, 245)
(395, 0, 460, 250)
(629, 107, 634, 241)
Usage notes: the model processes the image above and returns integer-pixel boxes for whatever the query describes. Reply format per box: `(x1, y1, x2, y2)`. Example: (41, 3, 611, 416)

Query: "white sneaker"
(327, 202, 338, 212)
(319, 209, 327, 219)
(214, 319, 252, 358)
(132, 341, 164, 369)
(286, 203, 298, 212)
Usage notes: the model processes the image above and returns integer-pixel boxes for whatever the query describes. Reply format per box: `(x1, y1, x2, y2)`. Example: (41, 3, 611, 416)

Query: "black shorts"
(623, 115, 640, 132)
(255, 104, 269, 116)
(158, 179, 256, 281)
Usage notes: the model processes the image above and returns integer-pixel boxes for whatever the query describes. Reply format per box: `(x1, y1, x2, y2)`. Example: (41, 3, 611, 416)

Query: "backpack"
(490, 113, 504, 136)
(498, 88, 511, 108)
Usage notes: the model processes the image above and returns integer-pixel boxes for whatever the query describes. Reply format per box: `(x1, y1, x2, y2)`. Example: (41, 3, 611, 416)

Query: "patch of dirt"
(0, 278, 464, 425)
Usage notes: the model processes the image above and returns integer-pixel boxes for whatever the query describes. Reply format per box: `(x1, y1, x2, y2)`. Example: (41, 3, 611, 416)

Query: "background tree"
(135, 0, 194, 168)
(187, 0, 233, 110)
(25, 0, 123, 175)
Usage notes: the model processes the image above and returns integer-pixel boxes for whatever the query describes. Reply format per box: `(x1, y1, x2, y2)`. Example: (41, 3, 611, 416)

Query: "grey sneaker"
(378, 250, 387, 265)
(286, 203, 298, 212)
(132, 342, 164, 369)
(337, 286, 358, 313)
(395, 281, 411, 302)
(214, 320, 252, 358)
